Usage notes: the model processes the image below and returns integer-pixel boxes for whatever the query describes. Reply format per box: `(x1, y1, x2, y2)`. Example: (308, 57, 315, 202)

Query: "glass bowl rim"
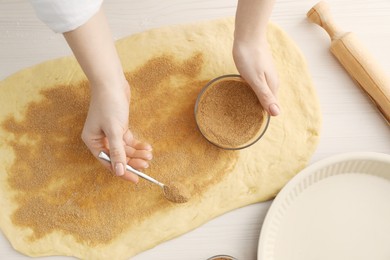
(206, 254, 238, 260)
(194, 74, 271, 150)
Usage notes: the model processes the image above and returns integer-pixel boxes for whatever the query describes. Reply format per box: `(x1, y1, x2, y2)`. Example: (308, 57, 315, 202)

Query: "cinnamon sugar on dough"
(1, 54, 237, 246)
(0, 18, 321, 259)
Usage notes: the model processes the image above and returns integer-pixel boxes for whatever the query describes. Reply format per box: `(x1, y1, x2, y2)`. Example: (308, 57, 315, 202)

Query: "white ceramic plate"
(258, 152, 390, 260)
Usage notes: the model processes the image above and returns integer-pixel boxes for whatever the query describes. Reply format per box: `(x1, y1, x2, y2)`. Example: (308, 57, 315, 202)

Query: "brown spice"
(208, 256, 236, 260)
(2, 53, 238, 246)
(196, 77, 265, 148)
(163, 182, 190, 203)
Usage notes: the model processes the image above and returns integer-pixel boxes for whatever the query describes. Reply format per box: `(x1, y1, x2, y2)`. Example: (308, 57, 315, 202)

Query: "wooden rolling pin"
(307, 1, 390, 124)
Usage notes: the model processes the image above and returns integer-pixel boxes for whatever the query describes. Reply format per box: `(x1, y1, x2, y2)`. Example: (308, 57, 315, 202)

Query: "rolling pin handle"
(307, 1, 344, 41)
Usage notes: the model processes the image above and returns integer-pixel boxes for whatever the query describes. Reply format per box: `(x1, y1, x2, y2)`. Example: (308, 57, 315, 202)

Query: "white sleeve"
(29, 0, 103, 33)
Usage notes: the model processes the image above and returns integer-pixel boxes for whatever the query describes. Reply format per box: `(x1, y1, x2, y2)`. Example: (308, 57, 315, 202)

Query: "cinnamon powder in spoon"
(163, 182, 190, 203)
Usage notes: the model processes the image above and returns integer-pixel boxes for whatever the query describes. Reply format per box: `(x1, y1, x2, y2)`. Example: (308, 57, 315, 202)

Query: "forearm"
(234, 0, 275, 43)
(63, 9, 126, 94)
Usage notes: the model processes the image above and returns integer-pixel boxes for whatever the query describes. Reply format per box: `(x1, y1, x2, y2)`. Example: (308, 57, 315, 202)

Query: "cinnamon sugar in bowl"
(195, 74, 270, 150)
(206, 255, 238, 260)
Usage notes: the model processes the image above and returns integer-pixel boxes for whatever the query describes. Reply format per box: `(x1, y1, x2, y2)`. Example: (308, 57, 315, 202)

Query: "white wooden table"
(1, 0, 389, 259)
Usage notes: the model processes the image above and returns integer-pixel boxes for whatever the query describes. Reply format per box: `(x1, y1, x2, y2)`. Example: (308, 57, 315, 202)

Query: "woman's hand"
(63, 9, 152, 183)
(82, 79, 152, 183)
(234, 0, 279, 116)
(233, 39, 280, 116)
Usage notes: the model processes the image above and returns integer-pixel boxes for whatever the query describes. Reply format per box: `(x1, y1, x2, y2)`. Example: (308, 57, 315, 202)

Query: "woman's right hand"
(62, 9, 152, 183)
(82, 79, 153, 183)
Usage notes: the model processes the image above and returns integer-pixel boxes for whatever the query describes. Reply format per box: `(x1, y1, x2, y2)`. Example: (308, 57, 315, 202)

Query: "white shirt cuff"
(30, 0, 104, 33)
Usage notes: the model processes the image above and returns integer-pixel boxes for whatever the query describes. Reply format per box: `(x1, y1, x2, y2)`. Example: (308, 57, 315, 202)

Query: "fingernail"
(146, 154, 153, 160)
(115, 163, 125, 176)
(144, 163, 149, 169)
(145, 145, 152, 151)
(269, 104, 280, 116)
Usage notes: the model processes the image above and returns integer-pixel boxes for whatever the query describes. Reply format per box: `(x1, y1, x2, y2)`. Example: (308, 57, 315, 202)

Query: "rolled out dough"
(0, 18, 321, 259)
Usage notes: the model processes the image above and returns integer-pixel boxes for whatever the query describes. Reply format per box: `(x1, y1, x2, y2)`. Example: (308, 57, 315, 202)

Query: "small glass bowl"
(206, 255, 238, 260)
(194, 74, 270, 150)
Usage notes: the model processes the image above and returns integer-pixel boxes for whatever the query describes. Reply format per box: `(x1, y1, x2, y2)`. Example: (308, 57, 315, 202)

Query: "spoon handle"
(98, 151, 165, 188)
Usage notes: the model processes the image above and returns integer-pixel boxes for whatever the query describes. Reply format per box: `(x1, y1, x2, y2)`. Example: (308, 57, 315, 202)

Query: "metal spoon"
(98, 151, 189, 203)
(98, 151, 165, 188)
